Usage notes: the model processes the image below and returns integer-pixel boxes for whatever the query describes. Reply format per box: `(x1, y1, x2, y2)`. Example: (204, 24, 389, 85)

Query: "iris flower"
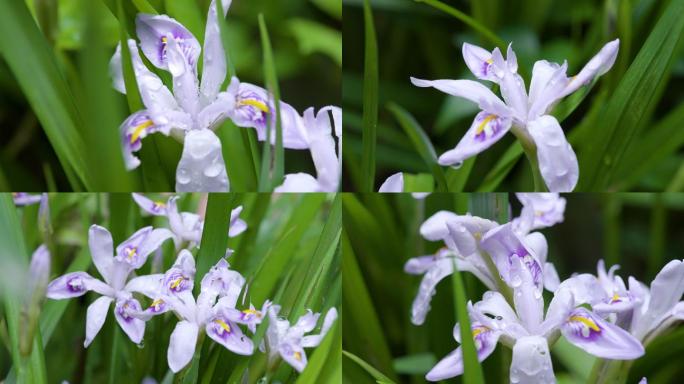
(262, 306, 338, 372)
(129, 254, 256, 372)
(411, 40, 619, 192)
(405, 212, 559, 325)
(274, 106, 342, 192)
(110, 0, 307, 191)
(46, 225, 173, 346)
(132, 194, 246, 246)
(426, 256, 644, 382)
(12, 192, 42, 206)
(512, 193, 566, 234)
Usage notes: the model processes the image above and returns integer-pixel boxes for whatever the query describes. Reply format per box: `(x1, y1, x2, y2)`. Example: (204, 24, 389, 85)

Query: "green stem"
(510, 126, 546, 192)
(587, 359, 632, 384)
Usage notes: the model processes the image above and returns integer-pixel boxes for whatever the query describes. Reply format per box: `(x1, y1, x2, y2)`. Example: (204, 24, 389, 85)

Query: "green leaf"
(0, 1, 90, 190)
(257, 14, 284, 191)
(361, 0, 378, 192)
(387, 102, 448, 192)
(343, 351, 397, 384)
(287, 19, 342, 66)
(578, 0, 684, 190)
(194, 193, 234, 295)
(392, 353, 436, 375)
(295, 322, 340, 383)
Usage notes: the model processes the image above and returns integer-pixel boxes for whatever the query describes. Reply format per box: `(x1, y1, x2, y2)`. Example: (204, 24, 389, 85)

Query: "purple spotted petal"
(114, 298, 146, 344)
(46, 272, 114, 299)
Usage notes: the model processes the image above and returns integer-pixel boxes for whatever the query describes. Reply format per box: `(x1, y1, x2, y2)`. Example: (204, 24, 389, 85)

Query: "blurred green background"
(343, 193, 684, 383)
(0, 0, 341, 191)
(0, 192, 341, 383)
(342, 0, 684, 192)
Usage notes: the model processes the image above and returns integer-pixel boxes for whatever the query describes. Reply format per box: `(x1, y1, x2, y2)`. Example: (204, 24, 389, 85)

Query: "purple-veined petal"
(200, 258, 245, 305)
(89, 225, 115, 283)
(206, 315, 254, 355)
(222, 302, 270, 333)
(132, 193, 168, 216)
(162, 250, 196, 295)
(280, 341, 308, 373)
(462, 42, 499, 82)
(176, 129, 230, 192)
(438, 110, 512, 166)
(46, 272, 114, 299)
(168, 320, 199, 372)
(511, 256, 544, 333)
(135, 14, 201, 71)
(199, 0, 233, 105)
(125, 39, 178, 112)
(425, 322, 500, 381)
(119, 110, 168, 170)
(509, 336, 556, 384)
(114, 298, 146, 344)
(480, 223, 544, 292)
(560, 39, 620, 98)
(165, 36, 200, 116)
(527, 60, 569, 120)
(561, 307, 644, 359)
(527, 115, 578, 192)
(257, 101, 310, 150)
(84, 296, 113, 347)
(125, 274, 164, 298)
(115, 226, 174, 270)
(378, 172, 403, 193)
(410, 77, 512, 118)
(523, 232, 548, 264)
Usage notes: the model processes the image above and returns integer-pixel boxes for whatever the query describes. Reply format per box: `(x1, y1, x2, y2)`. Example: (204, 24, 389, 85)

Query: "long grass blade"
(361, 0, 378, 192)
(194, 193, 234, 294)
(343, 351, 396, 384)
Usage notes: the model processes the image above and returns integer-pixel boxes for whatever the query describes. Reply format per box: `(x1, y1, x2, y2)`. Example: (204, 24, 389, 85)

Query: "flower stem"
(587, 359, 632, 384)
(510, 126, 546, 192)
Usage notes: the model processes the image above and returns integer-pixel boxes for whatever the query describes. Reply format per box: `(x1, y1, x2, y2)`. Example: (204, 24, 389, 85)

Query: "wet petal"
(89, 225, 115, 283)
(560, 39, 620, 98)
(509, 336, 555, 384)
(124, 39, 178, 112)
(46, 272, 113, 299)
(84, 296, 113, 347)
(136, 14, 201, 71)
(378, 172, 403, 192)
(165, 36, 200, 115)
(168, 320, 199, 372)
(199, 0, 233, 105)
(561, 308, 644, 359)
(527, 115, 578, 192)
(438, 110, 512, 166)
(527, 60, 569, 120)
(176, 129, 230, 192)
(411, 259, 453, 325)
(410, 77, 511, 117)
(114, 298, 146, 344)
(274, 173, 320, 193)
(132, 193, 168, 216)
(206, 316, 254, 355)
(405, 253, 444, 275)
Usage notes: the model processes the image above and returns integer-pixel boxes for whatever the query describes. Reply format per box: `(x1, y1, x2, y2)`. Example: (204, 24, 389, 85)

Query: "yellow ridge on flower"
(214, 319, 231, 333)
(569, 315, 600, 332)
(476, 115, 497, 136)
(238, 99, 270, 113)
(130, 120, 154, 144)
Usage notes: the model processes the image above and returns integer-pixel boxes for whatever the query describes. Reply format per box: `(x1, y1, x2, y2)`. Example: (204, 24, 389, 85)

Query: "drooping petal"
(527, 60, 569, 120)
(199, 0, 233, 105)
(46, 272, 114, 299)
(509, 336, 556, 384)
(167, 320, 199, 373)
(560, 39, 620, 98)
(462, 42, 499, 82)
(438, 110, 512, 166)
(206, 315, 254, 355)
(561, 308, 644, 359)
(378, 172, 404, 193)
(132, 193, 168, 216)
(411, 258, 453, 325)
(405, 253, 443, 275)
(114, 298, 146, 344)
(279, 341, 308, 373)
(176, 129, 230, 192)
(84, 296, 113, 347)
(425, 322, 500, 381)
(88, 225, 115, 283)
(410, 77, 512, 117)
(527, 115, 579, 192)
(135, 14, 201, 71)
(274, 173, 320, 193)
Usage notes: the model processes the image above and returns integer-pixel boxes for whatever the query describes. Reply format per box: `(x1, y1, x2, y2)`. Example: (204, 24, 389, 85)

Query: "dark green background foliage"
(342, 0, 684, 192)
(343, 193, 684, 383)
(0, 193, 341, 383)
(0, 0, 340, 192)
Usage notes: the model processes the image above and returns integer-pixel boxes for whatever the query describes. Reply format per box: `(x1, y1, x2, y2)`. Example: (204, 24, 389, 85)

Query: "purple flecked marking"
(66, 276, 85, 293)
(474, 115, 501, 142)
(210, 318, 233, 340)
(568, 310, 603, 340)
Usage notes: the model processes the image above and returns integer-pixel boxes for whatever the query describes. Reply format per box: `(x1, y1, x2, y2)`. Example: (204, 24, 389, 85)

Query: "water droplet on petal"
(177, 168, 191, 184)
(451, 161, 464, 170)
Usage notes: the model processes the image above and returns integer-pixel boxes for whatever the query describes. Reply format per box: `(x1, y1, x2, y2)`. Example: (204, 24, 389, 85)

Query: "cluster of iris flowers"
(405, 193, 683, 382)
(112, 0, 342, 192)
